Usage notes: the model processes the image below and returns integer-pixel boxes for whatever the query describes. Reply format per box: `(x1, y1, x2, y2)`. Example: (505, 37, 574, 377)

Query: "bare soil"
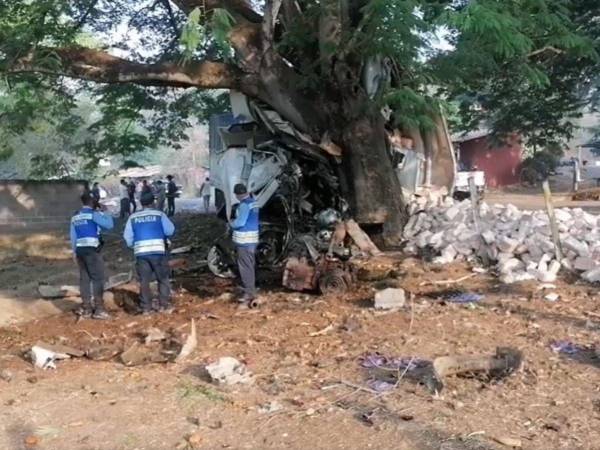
(1, 214, 600, 450)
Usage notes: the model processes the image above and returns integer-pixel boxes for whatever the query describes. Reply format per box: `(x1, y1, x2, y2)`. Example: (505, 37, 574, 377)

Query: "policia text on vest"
(124, 206, 175, 313)
(70, 200, 115, 319)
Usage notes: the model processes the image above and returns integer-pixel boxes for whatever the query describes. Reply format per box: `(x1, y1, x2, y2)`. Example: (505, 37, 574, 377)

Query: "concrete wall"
(0, 180, 86, 232)
(458, 135, 522, 188)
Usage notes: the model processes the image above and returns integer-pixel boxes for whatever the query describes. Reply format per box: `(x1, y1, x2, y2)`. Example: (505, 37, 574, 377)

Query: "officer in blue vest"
(123, 192, 175, 314)
(70, 192, 115, 319)
(230, 183, 260, 306)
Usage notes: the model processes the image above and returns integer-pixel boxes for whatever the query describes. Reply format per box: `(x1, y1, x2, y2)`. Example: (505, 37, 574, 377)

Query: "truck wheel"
(207, 245, 236, 279)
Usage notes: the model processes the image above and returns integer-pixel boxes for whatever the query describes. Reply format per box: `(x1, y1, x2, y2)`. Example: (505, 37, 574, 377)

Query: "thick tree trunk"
(340, 113, 407, 246)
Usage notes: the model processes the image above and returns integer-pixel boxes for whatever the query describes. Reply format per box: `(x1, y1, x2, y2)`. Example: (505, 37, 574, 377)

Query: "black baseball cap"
(233, 183, 247, 195)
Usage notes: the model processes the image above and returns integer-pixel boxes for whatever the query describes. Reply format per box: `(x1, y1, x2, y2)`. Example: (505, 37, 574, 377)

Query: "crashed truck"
(206, 91, 456, 293)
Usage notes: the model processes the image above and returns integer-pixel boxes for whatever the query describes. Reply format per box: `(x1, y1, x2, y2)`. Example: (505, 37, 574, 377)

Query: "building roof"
(451, 128, 491, 143)
(118, 165, 162, 178)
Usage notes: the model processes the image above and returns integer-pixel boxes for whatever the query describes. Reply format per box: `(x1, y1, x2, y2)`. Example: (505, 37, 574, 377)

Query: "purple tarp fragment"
(445, 292, 484, 304)
(359, 353, 431, 392)
(549, 340, 584, 354)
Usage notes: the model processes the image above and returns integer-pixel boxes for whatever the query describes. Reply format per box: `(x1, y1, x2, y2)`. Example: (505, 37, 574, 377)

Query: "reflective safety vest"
(232, 197, 259, 246)
(130, 210, 167, 256)
(72, 207, 100, 248)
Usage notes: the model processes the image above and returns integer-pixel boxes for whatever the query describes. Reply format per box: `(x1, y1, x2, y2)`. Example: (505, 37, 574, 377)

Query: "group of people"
(70, 190, 176, 319)
(119, 175, 178, 219)
(70, 182, 259, 319)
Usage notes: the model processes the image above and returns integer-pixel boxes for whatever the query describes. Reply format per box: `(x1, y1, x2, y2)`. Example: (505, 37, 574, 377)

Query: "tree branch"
(171, 0, 262, 23)
(263, 0, 283, 44)
(161, 0, 181, 36)
(8, 47, 255, 91)
(528, 46, 565, 58)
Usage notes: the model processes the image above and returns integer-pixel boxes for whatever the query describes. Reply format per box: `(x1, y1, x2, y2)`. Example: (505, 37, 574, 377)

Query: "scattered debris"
(433, 347, 523, 380)
(205, 357, 253, 385)
(144, 327, 167, 345)
(105, 272, 133, 290)
(492, 436, 522, 448)
(443, 292, 484, 304)
(0, 368, 13, 382)
(217, 292, 236, 302)
(374, 288, 406, 310)
(168, 258, 189, 270)
(171, 245, 193, 255)
(537, 283, 557, 290)
(30, 345, 70, 370)
(34, 341, 84, 358)
(86, 345, 121, 361)
(421, 273, 477, 286)
(38, 284, 79, 299)
(175, 319, 197, 363)
(120, 341, 170, 366)
(340, 316, 361, 333)
(282, 255, 354, 294)
(186, 431, 203, 449)
(309, 323, 334, 337)
(544, 292, 560, 302)
(550, 340, 584, 354)
(359, 353, 434, 392)
(258, 400, 283, 414)
(38, 272, 132, 299)
(359, 347, 522, 394)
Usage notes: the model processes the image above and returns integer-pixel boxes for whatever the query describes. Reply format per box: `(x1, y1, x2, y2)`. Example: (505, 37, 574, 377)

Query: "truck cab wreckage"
(207, 91, 456, 293)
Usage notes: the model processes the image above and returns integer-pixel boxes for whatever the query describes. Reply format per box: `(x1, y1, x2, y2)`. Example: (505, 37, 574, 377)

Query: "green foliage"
(434, 0, 599, 147)
(211, 9, 235, 57)
(386, 87, 438, 131)
(0, 0, 599, 179)
(180, 7, 205, 63)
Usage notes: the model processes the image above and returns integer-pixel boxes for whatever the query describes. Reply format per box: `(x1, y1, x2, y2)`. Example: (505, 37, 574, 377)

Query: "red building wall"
(458, 135, 522, 188)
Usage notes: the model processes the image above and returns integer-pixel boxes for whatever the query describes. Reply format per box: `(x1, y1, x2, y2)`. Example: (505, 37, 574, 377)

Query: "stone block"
(574, 257, 596, 272)
(554, 209, 572, 222)
(499, 258, 523, 274)
(582, 268, 600, 283)
(374, 288, 406, 310)
(563, 236, 590, 257)
(481, 230, 495, 245)
(497, 236, 518, 253)
(444, 205, 461, 221)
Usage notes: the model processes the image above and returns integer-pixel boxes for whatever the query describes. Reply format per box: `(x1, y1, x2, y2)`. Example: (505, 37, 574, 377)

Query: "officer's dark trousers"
(136, 255, 171, 311)
(76, 247, 105, 312)
(120, 198, 130, 219)
(236, 245, 256, 300)
(167, 197, 175, 216)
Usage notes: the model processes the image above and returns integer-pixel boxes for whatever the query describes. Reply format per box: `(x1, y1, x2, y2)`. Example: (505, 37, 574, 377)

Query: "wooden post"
(468, 177, 480, 231)
(469, 176, 489, 265)
(542, 180, 563, 262)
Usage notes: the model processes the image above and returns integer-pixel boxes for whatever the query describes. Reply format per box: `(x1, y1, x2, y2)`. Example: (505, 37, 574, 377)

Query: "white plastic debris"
(205, 357, 253, 385)
(374, 288, 406, 310)
(31, 345, 70, 370)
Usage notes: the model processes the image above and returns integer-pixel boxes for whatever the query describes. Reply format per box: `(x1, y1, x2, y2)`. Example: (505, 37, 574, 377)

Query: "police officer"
(70, 192, 115, 319)
(123, 192, 175, 314)
(230, 183, 259, 307)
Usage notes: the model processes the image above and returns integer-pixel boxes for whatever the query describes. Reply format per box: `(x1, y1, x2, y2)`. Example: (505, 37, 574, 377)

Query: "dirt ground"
(2, 214, 600, 450)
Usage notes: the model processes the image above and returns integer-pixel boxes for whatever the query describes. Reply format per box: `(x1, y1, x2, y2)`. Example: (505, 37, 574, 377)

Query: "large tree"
(0, 0, 598, 242)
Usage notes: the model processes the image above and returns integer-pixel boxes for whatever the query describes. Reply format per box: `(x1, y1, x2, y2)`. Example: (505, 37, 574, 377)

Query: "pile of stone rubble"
(403, 196, 600, 284)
